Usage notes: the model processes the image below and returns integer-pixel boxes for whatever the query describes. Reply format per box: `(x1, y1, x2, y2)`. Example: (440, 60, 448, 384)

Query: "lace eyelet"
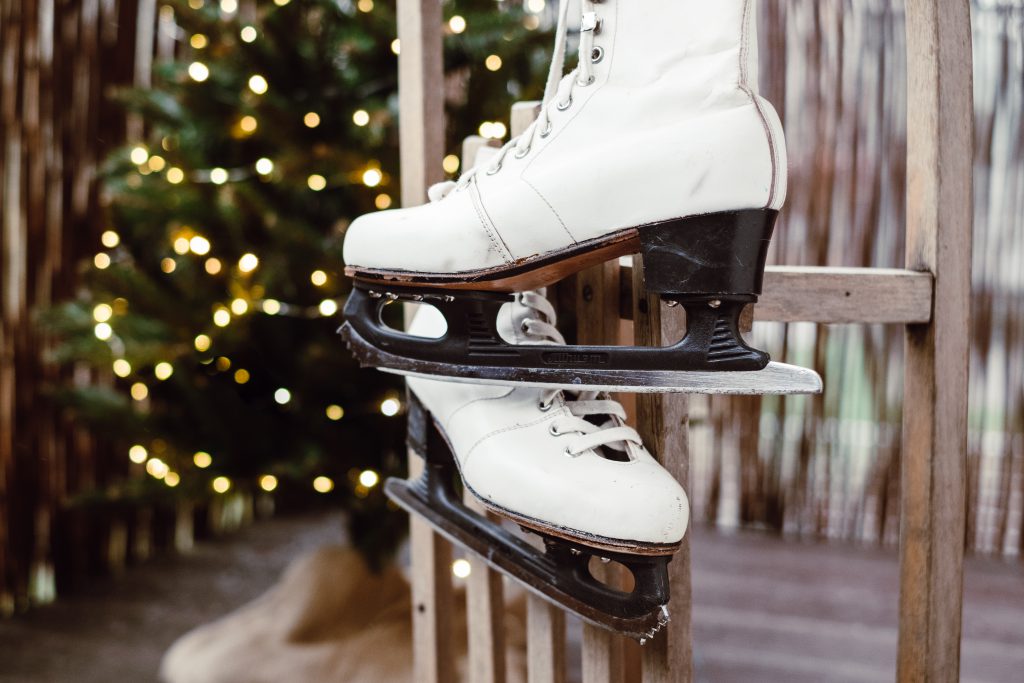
(520, 319, 532, 333)
(538, 400, 553, 412)
(514, 146, 531, 159)
(549, 423, 560, 436)
(564, 447, 576, 457)
(556, 96, 573, 111)
(539, 121, 553, 138)
(486, 164, 502, 175)
(577, 75, 595, 87)
(591, 46, 604, 64)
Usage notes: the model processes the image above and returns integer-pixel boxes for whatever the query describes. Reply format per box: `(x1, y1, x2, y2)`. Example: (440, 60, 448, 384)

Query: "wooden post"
(396, 2, 451, 682)
(897, 1, 973, 681)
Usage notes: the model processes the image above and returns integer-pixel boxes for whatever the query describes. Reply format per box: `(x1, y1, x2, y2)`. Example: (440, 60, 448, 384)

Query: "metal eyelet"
(486, 163, 502, 175)
(520, 319, 532, 333)
(539, 121, 553, 138)
(514, 146, 530, 159)
(564, 447, 576, 457)
(549, 423, 560, 436)
(538, 400, 553, 412)
(591, 46, 604, 64)
(576, 75, 595, 87)
(556, 96, 573, 111)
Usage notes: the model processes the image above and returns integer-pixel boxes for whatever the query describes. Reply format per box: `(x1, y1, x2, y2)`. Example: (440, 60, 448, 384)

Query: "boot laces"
(428, 0, 599, 202)
(516, 290, 644, 461)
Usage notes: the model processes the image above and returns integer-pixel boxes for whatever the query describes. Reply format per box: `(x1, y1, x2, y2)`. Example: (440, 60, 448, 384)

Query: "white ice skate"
(341, 0, 822, 395)
(388, 293, 688, 639)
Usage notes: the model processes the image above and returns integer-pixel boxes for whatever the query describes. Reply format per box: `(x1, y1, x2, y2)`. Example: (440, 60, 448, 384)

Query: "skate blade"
(386, 478, 671, 641)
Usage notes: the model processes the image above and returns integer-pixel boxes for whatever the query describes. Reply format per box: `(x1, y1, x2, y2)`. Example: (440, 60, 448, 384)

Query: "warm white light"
(101, 230, 120, 248)
(380, 398, 400, 416)
(190, 235, 211, 254)
(443, 154, 460, 174)
(188, 62, 210, 81)
(303, 112, 320, 128)
(325, 404, 344, 421)
(259, 475, 278, 492)
(212, 476, 231, 493)
(255, 158, 274, 175)
(194, 334, 211, 352)
(262, 299, 281, 315)
(390, 39, 400, 54)
(131, 382, 148, 400)
(230, 298, 248, 315)
(238, 253, 259, 272)
(362, 168, 382, 187)
(452, 559, 472, 578)
(113, 359, 132, 377)
(94, 253, 111, 269)
(358, 470, 379, 488)
(130, 146, 149, 165)
(485, 54, 503, 71)
(310, 270, 328, 286)
(190, 33, 208, 49)
(234, 368, 250, 384)
(220, 0, 238, 13)
(449, 15, 466, 33)
(173, 237, 190, 254)
(164, 472, 181, 487)
(274, 388, 291, 405)
(167, 167, 185, 184)
(527, 0, 546, 12)
(352, 110, 370, 126)
(154, 362, 174, 380)
(146, 458, 169, 479)
(213, 309, 231, 327)
(357, 0, 373, 11)
(129, 445, 148, 464)
(248, 74, 268, 94)
(205, 258, 222, 274)
(93, 303, 113, 322)
(148, 155, 166, 172)
(307, 174, 327, 191)
(240, 26, 258, 42)
(209, 167, 228, 185)
(318, 299, 338, 316)
(374, 194, 392, 210)
(194, 451, 213, 468)
(239, 115, 257, 133)
(313, 476, 334, 493)
(94, 323, 112, 340)
(161, 257, 177, 273)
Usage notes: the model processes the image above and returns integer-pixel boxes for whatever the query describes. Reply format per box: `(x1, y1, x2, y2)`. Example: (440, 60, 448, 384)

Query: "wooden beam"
(464, 494, 507, 683)
(897, 1, 973, 681)
(527, 596, 566, 683)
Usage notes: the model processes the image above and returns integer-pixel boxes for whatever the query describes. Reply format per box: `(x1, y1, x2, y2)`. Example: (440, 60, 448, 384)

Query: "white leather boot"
(403, 295, 689, 554)
(344, 0, 785, 288)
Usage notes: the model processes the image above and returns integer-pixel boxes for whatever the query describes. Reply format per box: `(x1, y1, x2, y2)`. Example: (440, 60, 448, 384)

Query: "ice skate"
(387, 296, 688, 639)
(340, 0, 822, 395)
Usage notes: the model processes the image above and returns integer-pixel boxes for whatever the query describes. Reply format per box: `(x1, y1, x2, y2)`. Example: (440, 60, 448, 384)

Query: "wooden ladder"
(395, 0, 973, 680)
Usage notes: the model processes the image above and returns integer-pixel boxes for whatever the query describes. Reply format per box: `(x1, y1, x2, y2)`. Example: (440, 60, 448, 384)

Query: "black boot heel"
(638, 209, 777, 296)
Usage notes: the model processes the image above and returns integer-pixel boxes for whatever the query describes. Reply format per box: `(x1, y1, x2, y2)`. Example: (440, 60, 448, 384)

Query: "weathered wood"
(633, 261, 693, 683)
(897, 1, 973, 681)
(397, 2, 451, 681)
(621, 266, 934, 325)
(463, 493, 507, 683)
(526, 595, 566, 683)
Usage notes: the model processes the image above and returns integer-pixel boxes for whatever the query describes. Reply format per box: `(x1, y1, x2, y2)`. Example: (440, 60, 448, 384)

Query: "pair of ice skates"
(339, 0, 821, 641)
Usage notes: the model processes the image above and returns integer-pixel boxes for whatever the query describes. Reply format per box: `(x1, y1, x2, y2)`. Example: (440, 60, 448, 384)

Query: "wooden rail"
(395, 1, 972, 681)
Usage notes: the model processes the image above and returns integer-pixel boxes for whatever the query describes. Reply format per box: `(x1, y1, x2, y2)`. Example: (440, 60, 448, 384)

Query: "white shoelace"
(517, 291, 645, 460)
(428, 0, 599, 203)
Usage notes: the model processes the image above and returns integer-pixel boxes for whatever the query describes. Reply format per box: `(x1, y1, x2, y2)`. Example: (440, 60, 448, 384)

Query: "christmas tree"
(44, 0, 551, 566)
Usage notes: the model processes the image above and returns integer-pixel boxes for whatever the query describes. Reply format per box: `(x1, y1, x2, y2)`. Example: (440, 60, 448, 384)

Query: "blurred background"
(0, 0, 1022, 681)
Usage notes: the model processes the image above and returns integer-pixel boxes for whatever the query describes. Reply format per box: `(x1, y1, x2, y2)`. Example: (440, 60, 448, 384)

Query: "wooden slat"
(634, 265, 693, 683)
(397, 2, 451, 682)
(897, 1, 973, 681)
(464, 493, 507, 683)
(527, 595, 566, 683)
(620, 265, 934, 324)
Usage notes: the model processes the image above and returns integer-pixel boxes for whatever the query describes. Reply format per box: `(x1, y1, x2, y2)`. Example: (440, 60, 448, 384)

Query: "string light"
(155, 362, 173, 380)
(262, 299, 281, 315)
(194, 451, 213, 468)
(212, 476, 231, 493)
(173, 237, 190, 254)
(230, 298, 248, 315)
(234, 368, 250, 384)
(375, 194, 392, 209)
(358, 470, 379, 488)
(303, 112, 320, 128)
(527, 0, 546, 12)
(390, 39, 400, 55)
(352, 110, 369, 126)
(274, 388, 291, 405)
(188, 62, 210, 82)
(240, 26, 258, 42)
(94, 253, 111, 269)
(310, 270, 328, 286)
(209, 167, 228, 185)
(452, 559, 472, 578)
(213, 308, 231, 327)
(248, 75, 268, 94)
(380, 398, 400, 416)
(194, 334, 211, 352)
(238, 253, 259, 273)
(326, 404, 344, 421)
(259, 475, 278, 492)
(167, 167, 185, 184)
(93, 303, 113, 322)
(164, 472, 181, 487)
(449, 16, 466, 33)
(485, 55, 503, 71)
(147, 155, 166, 172)
(273, 0, 290, 6)
(130, 146, 149, 164)
(479, 121, 507, 139)
(205, 257, 222, 274)
(357, 0, 373, 11)
(190, 33, 208, 49)
(94, 323, 112, 340)
(362, 169, 382, 187)
(189, 235, 211, 254)
(313, 476, 334, 493)
(146, 458, 169, 479)
(219, 0, 238, 13)
(101, 230, 120, 248)
(131, 382, 149, 401)
(161, 257, 177, 273)
(239, 115, 258, 133)
(216, 356, 231, 371)
(307, 174, 327, 191)
(129, 445, 148, 463)
(443, 155, 460, 174)
(113, 359, 132, 377)
(255, 158, 274, 175)
(318, 299, 338, 316)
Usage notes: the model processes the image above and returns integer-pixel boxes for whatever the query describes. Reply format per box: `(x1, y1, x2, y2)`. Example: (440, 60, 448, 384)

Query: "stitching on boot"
(470, 181, 515, 264)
